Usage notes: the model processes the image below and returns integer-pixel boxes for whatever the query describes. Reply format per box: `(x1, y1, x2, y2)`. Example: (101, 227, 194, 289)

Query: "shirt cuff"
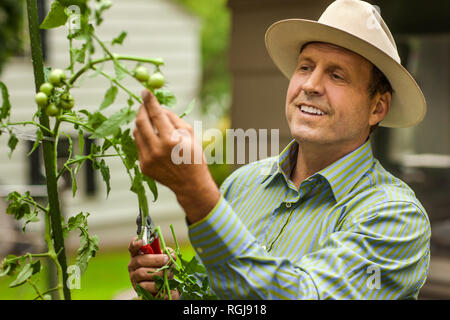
(187, 196, 257, 267)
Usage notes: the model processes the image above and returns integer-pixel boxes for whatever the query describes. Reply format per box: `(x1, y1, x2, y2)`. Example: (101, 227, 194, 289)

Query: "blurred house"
(0, 0, 200, 254)
(228, 0, 450, 299)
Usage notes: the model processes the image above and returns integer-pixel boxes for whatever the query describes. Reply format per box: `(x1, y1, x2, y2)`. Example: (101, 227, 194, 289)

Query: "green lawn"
(0, 243, 196, 300)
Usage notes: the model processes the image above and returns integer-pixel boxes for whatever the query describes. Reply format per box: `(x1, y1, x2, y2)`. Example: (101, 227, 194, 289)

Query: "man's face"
(286, 42, 379, 148)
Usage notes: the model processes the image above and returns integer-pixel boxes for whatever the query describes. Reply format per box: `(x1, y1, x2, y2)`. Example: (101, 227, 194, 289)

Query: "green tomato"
(49, 69, 66, 86)
(39, 82, 54, 96)
(60, 94, 75, 110)
(134, 66, 149, 82)
(148, 72, 165, 89)
(45, 103, 60, 117)
(35, 92, 48, 107)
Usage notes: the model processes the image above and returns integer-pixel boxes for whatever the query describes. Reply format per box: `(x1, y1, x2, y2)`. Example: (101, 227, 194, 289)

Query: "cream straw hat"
(265, 0, 426, 128)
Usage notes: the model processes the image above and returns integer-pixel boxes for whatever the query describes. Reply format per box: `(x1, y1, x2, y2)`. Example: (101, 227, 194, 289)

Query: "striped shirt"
(188, 138, 431, 299)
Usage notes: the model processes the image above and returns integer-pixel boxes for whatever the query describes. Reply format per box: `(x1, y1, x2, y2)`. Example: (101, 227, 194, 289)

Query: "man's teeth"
(300, 105, 325, 115)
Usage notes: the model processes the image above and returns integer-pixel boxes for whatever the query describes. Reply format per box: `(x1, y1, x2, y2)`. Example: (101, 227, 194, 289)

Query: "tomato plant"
(0, 0, 210, 300)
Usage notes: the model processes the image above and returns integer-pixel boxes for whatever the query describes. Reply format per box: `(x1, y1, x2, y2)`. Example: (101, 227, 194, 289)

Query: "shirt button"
(197, 247, 203, 254)
(262, 245, 267, 250)
(285, 202, 292, 208)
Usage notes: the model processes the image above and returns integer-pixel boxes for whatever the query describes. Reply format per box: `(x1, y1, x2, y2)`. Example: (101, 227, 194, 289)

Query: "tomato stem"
(26, 0, 70, 300)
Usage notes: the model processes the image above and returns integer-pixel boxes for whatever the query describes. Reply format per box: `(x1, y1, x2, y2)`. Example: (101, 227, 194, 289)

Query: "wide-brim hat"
(265, 0, 426, 128)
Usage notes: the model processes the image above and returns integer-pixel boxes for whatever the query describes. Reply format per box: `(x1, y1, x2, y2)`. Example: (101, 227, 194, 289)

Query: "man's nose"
(302, 69, 324, 96)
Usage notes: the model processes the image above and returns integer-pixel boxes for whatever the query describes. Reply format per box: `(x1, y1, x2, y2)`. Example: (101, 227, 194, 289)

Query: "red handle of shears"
(140, 237, 162, 254)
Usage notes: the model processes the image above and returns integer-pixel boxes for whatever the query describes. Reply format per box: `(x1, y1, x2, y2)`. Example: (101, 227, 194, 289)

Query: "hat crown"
(318, 0, 400, 63)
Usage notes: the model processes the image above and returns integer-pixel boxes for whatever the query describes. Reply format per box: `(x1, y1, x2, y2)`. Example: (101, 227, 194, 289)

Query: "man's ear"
(369, 91, 391, 126)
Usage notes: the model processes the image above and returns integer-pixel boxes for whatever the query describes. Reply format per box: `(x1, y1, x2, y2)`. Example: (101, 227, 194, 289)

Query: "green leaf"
(120, 129, 138, 170)
(31, 260, 42, 276)
(22, 208, 40, 233)
(101, 139, 113, 152)
(76, 234, 99, 275)
(9, 263, 33, 288)
(67, 212, 88, 232)
(27, 129, 43, 157)
(70, 168, 77, 197)
(40, 1, 68, 29)
(68, 212, 98, 275)
(143, 175, 158, 202)
(90, 108, 136, 139)
(81, 110, 107, 130)
(78, 129, 85, 156)
(99, 85, 118, 110)
(99, 159, 111, 197)
(0, 81, 11, 121)
(112, 31, 127, 45)
(154, 89, 176, 108)
(179, 98, 196, 118)
(0, 265, 11, 278)
(135, 283, 157, 300)
(131, 169, 149, 218)
(183, 256, 206, 275)
(7, 133, 18, 158)
(70, 42, 88, 66)
(114, 61, 128, 80)
(6, 191, 31, 220)
(94, 0, 112, 25)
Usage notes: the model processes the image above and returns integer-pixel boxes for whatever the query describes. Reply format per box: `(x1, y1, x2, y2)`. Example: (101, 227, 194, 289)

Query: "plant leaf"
(0, 81, 11, 121)
(27, 129, 43, 157)
(40, 1, 68, 29)
(143, 175, 158, 202)
(9, 263, 33, 288)
(120, 129, 138, 170)
(6, 191, 31, 220)
(70, 168, 77, 197)
(112, 31, 127, 45)
(154, 89, 176, 108)
(76, 234, 99, 275)
(179, 98, 196, 119)
(99, 85, 118, 110)
(8, 133, 18, 158)
(99, 159, 111, 197)
(113, 61, 127, 80)
(90, 108, 136, 139)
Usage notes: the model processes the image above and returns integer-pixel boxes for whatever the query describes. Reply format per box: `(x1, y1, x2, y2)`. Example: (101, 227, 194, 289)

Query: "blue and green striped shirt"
(188, 138, 431, 299)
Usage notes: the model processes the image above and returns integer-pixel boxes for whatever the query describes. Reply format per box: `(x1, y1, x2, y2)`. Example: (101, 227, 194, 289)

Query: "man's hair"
(368, 65, 393, 134)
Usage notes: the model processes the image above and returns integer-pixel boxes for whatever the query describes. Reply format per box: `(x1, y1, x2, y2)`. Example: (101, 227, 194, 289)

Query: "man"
(128, 0, 430, 299)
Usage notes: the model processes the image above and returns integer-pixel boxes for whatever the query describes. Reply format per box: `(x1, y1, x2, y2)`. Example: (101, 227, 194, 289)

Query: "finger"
(128, 237, 142, 257)
(164, 109, 190, 131)
(132, 267, 175, 283)
(136, 281, 158, 296)
(142, 89, 174, 139)
(128, 253, 170, 271)
(135, 105, 158, 146)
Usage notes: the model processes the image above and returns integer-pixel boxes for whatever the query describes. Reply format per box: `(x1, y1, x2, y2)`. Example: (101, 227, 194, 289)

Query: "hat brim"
(265, 19, 426, 128)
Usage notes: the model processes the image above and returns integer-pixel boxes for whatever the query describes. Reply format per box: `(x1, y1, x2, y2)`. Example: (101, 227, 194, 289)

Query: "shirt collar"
(261, 138, 375, 203)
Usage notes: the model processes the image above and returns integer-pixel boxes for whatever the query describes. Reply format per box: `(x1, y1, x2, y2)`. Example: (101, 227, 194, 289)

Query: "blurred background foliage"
(0, 0, 25, 75)
(174, 0, 231, 118)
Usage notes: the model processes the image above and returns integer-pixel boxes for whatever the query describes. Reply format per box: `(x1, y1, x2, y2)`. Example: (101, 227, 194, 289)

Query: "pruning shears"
(136, 208, 162, 254)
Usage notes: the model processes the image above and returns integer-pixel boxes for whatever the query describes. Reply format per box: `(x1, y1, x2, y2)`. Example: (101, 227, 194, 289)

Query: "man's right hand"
(128, 237, 180, 299)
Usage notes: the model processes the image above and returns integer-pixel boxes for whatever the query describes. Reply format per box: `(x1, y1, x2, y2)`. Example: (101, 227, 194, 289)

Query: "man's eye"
(298, 65, 310, 71)
(331, 73, 343, 80)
